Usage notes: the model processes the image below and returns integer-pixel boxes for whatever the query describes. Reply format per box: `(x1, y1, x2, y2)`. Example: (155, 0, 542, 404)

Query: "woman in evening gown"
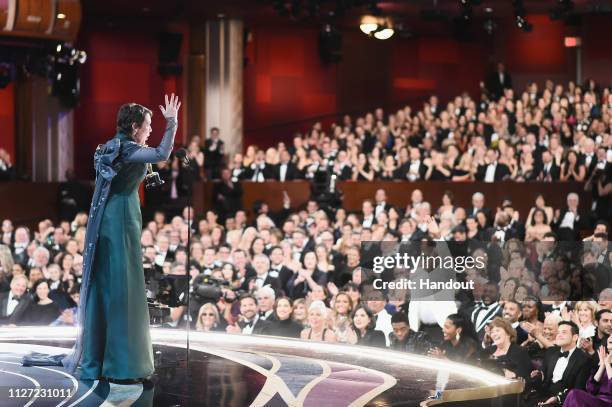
(70, 94, 180, 381)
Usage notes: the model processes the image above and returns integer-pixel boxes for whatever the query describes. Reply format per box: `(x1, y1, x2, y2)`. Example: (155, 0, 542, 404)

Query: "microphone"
(175, 148, 190, 167)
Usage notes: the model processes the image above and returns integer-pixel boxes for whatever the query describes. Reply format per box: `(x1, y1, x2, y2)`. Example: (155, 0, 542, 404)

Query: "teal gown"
(79, 118, 177, 380)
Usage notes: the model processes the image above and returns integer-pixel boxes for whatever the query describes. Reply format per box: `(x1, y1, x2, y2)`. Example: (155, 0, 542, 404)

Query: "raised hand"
(159, 93, 181, 119)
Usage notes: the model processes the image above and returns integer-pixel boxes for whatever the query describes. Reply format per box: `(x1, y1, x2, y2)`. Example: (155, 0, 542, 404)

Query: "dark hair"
(116, 103, 152, 136)
(32, 279, 51, 303)
(351, 304, 376, 331)
(239, 293, 257, 305)
(596, 309, 612, 322)
(273, 296, 293, 320)
(531, 208, 548, 226)
(446, 313, 478, 342)
(391, 311, 409, 325)
(558, 320, 579, 336)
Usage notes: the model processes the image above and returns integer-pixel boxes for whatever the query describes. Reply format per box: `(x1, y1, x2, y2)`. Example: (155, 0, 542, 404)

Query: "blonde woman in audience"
(567, 301, 598, 338)
(195, 303, 222, 332)
(301, 300, 337, 342)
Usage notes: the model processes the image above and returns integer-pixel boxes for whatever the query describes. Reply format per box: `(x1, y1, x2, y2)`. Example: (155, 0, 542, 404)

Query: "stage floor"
(0, 327, 521, 406)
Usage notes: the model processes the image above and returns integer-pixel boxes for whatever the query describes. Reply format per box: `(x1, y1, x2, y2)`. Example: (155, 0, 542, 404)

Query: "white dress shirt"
(6, 292, 20, 316)
(374, 308, 393, 347)
(552, 347, 576, 383)
(484, 162, 497, 183)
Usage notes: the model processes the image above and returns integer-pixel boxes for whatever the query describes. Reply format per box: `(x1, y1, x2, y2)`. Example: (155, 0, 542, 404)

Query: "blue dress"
(76, 118, 177, 380)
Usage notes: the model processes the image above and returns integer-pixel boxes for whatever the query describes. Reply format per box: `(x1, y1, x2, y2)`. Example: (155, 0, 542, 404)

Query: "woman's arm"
(125, 94, 181, 163)
(124, 118, 178, 163)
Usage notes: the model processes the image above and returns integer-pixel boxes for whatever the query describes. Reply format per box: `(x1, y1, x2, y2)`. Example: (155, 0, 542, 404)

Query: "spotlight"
(360, 15, 378, 35)
(373, 25, 394, 40)
(515, 15, 533, 32)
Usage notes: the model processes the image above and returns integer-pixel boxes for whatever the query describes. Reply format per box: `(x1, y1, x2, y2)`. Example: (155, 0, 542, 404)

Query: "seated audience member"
(527, 321, 593, 407)
(329, 292, 357, 344)
(351, 304, 386, 348)
(430, 313, 479, 363)
(226, 294, 273, 335)
(390, 311, 433, 355)
(0, 274, 30, 325)
(16, 280, 60, 326)
(522, 314, 562, 369)
(195, 303, 223, 332)
(270, 297, 303, 338)
(481, 317, 532, 381)
(301, 300, 336, 343)
(564, 335, 612, 407)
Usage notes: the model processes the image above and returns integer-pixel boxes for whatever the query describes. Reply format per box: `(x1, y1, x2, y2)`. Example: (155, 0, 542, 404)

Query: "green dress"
(79, 119, 176, 380)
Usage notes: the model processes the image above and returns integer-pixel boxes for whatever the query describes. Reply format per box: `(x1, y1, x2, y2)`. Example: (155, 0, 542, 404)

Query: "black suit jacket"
(0, 292, 32, 325)
(535, 346, 592, 403)
(335, 164, 353, 181)
(537, 162, 561, 181)
(356, 329, 387, 348)
(275, 162, 300, 181)
(476, 163, 511, 182)
(240, 317, 273, 335)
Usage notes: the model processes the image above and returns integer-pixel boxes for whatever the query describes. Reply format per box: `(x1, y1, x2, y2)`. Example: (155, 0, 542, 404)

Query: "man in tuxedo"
(362, 200, 376, 228)
(486, 62, 513, 100)
(275, 150, 299, 181)
(11, 226, 31, 266)
(552, 193, 584, 241)
(403, 147, 428, 181)
(226, 294, 273, 335)
(246, 254, 282, 294)
(374, 189, 391, 217)
(333, 150, 353, 180)
(476, 149, 511, 183)
(256, 286, 277, 322)
(528, 321, 592, 406)
(468, 192, 492, 226)
(465, 282, 502, 341)
(0, 275, 30, 325)
(204, 127, 225, 179)
(268, 246, 295, 294)
(501, 300, 528, 345)
(245, 150, 275, 182)
(537, 150, 560, 181)
(581, 138, 598, 179)
(229, 153, 246, 182)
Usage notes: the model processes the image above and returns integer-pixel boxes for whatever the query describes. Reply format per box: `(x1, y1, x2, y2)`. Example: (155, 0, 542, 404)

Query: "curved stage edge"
(0, 327, 523, 406)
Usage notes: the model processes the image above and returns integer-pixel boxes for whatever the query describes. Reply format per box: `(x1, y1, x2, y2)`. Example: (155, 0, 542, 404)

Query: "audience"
(1, 76, 611, 400)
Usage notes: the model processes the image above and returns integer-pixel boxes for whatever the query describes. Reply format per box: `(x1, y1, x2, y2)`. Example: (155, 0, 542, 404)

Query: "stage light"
(513, 0, 532, 32)
(515, 15, 533, 32)
(360, 15, 378, 34)
(57, 13, 66, 19)
(373, 26, 394, 40)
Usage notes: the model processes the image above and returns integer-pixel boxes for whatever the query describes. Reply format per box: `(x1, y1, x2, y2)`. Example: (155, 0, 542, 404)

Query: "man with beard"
(390, 312, 432, 355)
(464, 282, 502, 341)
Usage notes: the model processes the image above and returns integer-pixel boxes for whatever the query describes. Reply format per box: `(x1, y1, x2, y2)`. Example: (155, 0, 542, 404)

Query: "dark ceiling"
(81, 0, 609, 22)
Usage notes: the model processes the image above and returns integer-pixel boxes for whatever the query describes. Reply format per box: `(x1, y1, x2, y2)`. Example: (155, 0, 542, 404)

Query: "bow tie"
(558, 350, 570, 358)
(259, 311, 267, 318)
(244, 320, 254, 328)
